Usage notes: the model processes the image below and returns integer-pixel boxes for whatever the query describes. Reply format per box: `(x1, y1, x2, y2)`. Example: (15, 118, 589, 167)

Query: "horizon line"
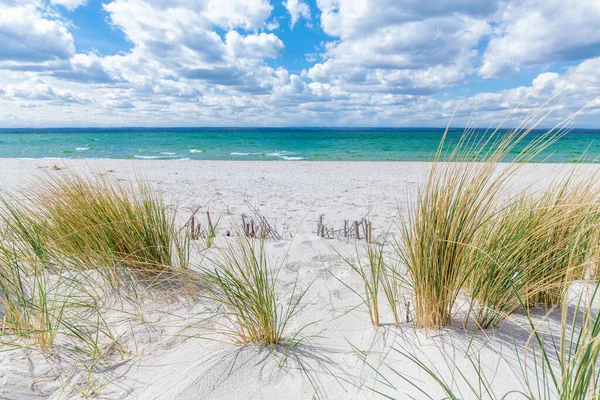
(2, 126, 600, 131)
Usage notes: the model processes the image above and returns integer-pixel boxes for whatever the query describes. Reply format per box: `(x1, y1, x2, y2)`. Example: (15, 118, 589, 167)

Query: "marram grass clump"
(395, 94, 589, 330)
(466, 173, 600, 328)
(0, 248, 63, 351)
(389, 281, 600, 399)
(397, 119, 566, 328)
(0, 245, 121, 359)
(201, 235, 308, 346)
(1, 171, 190, 286)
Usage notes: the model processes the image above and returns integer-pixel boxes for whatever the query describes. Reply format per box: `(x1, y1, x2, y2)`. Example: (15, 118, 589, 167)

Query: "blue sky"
(0, 0, 599, 127)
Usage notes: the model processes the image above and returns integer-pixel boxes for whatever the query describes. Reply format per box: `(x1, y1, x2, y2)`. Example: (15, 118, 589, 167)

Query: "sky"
(0, 0, 599, 128)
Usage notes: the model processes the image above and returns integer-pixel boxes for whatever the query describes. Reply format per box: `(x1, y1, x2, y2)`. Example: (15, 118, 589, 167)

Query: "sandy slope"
(0, 159, 598, 399)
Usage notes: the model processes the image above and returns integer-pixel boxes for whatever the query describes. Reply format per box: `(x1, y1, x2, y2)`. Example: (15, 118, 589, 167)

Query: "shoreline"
(3, 156, 600, 164)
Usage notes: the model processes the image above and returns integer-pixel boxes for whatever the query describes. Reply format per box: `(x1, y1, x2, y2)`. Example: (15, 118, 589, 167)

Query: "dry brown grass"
(466, 171, 600, 328)
(1, 170, 190, 287)
(397, 106, 573, 329)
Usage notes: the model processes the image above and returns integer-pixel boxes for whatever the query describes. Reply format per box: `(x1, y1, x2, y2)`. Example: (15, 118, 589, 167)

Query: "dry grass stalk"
(340, 241, 386, 326)
(317, 215, 372, 242)
(187, 208, 220, 247)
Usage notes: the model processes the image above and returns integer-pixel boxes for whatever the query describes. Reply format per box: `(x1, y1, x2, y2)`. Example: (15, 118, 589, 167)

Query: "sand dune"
(0, 159, 598, 399)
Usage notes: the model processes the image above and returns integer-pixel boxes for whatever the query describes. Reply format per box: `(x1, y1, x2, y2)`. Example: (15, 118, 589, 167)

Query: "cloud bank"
(0, 0, 599, 127)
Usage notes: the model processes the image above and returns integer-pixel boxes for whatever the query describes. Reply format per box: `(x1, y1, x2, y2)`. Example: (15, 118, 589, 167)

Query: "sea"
(0, 127, 599, 162)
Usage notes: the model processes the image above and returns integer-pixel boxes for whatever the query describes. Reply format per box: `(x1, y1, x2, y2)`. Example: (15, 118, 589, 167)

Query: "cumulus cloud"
(0, 2, 75, 63)
(446, 57, 600, 126)
(225, 31, 284, 60)
(310, 0, 600, 97)
(97, 0, 284, 92)
(283, 0, 311, 28)
(2, 79, 93, 105)
(310, 1, 491, 93)
(480, 0, 600, 78)
(317, 0, 497, 39)
(0, 0, 600, 127)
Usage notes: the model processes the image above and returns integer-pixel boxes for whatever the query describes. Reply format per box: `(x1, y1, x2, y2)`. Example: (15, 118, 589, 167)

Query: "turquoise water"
(1, 128, 600, 162)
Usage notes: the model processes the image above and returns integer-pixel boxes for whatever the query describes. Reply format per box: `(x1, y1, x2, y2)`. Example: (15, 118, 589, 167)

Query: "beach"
(0, 158, 598, 399)
(2, 0, 599, 397)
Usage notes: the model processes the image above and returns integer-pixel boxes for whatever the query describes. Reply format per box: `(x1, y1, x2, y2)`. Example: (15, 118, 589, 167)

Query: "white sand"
(0, 159, 598, 399)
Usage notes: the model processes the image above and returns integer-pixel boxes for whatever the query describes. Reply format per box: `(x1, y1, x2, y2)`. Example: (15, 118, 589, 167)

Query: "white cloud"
(2, 78, 93, 104)
(1, 0, 600, 128)
(0, 2, 74, 63)
(317, 0, 496, 39)
(283, 0, 311, 28)
(445, 58, 600, 126)
(51, 0, 88, 11)
(100, 0, 282, 89)
(480, 0, 600, 78)
(226, 31, 284, 60)
(310, 1, 490, 93)
(204, 0, 273, 30)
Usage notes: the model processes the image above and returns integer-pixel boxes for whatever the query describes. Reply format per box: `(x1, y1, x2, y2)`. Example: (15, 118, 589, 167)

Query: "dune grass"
(1, 171, 190, 286)
(466, 173, 600, 328)
(0, 170, 185, 394)
(340, 241, 385, 326)
(0, 248, 65, 351)
(553, 284, 600, 399)
(379, 253, 404, 327)
(341, 239, 405, 327)
(0, 244, 123, 363)
(390, 280, 600, 399)
(396, 101, 580, 329)
(201, 235, 309, 346)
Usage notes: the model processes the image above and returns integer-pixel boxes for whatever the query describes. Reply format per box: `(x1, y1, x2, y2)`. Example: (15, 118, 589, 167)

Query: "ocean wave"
(134, 155, 163, 159)
(75, 147, 90, 151)
(231, 152, 251, 156)
(264, 151, 304, 160)
(265, 151, 295, 157)
(189, 149, 203, 153)
(160, 152, 176, 155)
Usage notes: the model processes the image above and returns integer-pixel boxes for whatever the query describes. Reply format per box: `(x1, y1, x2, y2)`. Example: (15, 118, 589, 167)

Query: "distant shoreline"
(1, 158, 600, 165)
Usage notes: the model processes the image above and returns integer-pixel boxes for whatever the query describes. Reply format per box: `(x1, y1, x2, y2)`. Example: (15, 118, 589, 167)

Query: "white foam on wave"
(281, 156, 304, 160)
(231, 152, 251, 156)
(190, 149, 203, 153)
(266, 152, 290, 157)
(76, 147, 90, 151)
(264, 151, 304, 160)
(134, 155, 162, 159)
(161, 152, 176, 155)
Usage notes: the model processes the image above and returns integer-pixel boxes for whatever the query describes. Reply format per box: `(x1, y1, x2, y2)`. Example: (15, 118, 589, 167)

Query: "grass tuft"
(201, 235, 308, 346)
(397, 105, 574, 329)
(1, 170, 190, 287)
(466, 172, 600, 328)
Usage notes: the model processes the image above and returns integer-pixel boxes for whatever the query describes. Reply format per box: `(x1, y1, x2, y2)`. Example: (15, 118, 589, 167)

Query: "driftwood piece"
(187, 208, 214, 240)
(241, 202, 282, 240)
(317, 215, 372, 242)
(241, 213, 282, 240)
